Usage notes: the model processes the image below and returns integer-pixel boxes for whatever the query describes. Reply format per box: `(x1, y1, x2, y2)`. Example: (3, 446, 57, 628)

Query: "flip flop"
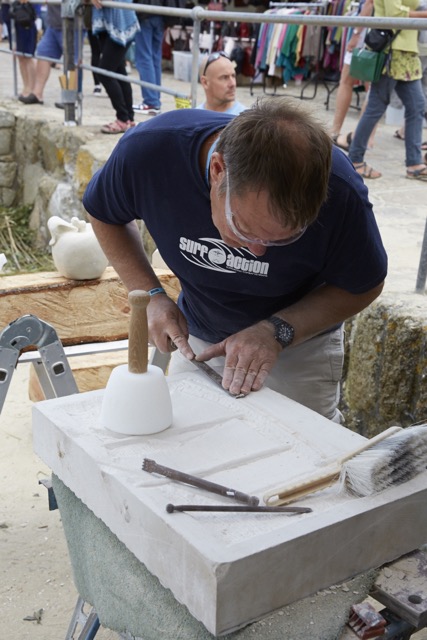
(406, 166, 427, 182)
(421, 141, 427, 150)
(353, 162, 382, 179)
(334, 132, 353, 152)
(393, 130, 404, 140)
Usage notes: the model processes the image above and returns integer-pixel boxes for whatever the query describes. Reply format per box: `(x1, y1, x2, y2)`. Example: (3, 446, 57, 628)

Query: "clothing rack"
(249, 1, 330, 97)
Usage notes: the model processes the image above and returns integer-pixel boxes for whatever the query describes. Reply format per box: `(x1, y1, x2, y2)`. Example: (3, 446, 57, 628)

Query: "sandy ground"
(1, 40, 427, 640)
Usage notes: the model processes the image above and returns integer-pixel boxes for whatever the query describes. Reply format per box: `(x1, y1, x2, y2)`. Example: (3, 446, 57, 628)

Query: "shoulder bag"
(350, 28, 401, 83)
(364, 28, 398, 52)
(9, 1, 36, 29)
(349, 47, 387, 82)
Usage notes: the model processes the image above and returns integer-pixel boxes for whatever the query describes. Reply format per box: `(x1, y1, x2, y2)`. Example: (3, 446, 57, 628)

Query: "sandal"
(421, 141, 427, 150)
(101, 119, 130, 134)
(406, 166, 427, 182)
(353, 162, 382, 179)
(393, 129, 404, 141)
(333, 132, 353, 152)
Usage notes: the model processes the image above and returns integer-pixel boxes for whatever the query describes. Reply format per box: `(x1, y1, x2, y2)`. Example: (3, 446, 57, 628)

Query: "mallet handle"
(128, 290, 150, 374)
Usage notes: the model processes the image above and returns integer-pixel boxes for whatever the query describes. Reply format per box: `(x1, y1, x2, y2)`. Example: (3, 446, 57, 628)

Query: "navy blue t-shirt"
(83, 109, 387, 344)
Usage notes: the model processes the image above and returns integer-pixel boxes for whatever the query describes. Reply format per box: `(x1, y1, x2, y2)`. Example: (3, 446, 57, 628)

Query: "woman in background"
(348, 0, 427, 180)
(91, 0, 139, 133)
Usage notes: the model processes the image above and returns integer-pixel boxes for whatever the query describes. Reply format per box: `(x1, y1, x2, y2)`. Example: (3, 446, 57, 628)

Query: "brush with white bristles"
(264, 424, 427, 507)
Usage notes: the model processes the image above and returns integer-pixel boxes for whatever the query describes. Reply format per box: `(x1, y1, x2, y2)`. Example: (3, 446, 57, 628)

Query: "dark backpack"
(9, 1, 36, 29)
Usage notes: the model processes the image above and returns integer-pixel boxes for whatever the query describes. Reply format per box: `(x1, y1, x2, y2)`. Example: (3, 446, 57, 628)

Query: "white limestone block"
(32, 372, 427, 636)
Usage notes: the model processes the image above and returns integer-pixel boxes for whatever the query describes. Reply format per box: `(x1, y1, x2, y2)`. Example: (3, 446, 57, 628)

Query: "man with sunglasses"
(197, 51, 247, 115)
(83, 98, 387, 422)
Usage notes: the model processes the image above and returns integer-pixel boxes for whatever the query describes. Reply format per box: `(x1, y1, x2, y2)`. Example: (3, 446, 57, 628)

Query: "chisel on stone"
(192, 359, 246, 398)
(166, 504, 312, 514)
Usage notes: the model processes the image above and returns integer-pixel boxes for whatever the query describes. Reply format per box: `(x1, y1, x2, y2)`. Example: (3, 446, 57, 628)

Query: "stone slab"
(32, 373, 427, 636)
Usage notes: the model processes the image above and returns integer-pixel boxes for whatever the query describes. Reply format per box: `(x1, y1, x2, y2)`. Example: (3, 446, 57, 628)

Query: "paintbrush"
(264, 424, 427, 506)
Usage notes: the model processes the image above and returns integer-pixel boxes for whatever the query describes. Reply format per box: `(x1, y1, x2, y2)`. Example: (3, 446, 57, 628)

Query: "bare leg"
(32, 59, 52, 101)
(330, 63, 354, 137)
(18, 56, 36, 96)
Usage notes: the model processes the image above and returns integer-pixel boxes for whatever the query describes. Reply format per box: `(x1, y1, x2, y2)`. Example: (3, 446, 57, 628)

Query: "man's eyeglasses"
(224, 170, 307, 247)
(203, 51, 230, 75)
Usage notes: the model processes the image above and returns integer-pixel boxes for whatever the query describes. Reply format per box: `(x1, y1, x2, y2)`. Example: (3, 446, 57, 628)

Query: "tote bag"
(350, 48, 387, 83)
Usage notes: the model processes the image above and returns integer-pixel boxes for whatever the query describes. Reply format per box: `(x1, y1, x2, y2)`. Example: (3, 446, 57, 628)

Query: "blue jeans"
(348, 74, 425, 167)
(134, 16, 164, 108)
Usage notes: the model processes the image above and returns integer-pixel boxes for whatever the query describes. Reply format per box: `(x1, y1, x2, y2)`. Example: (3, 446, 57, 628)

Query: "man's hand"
(196, 321, 282, 397)
(147, 294, 194, 359)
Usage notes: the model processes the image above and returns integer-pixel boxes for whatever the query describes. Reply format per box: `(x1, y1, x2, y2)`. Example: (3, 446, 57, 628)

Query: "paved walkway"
(0, 42, 426, 307)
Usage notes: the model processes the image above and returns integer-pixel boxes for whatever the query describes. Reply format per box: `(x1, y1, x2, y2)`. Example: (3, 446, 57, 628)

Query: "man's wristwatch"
(266, 316, 295, 349)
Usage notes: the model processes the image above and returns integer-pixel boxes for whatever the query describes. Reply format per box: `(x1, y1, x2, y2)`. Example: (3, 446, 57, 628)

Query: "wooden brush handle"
(128, 290, 150, 374)
(264, 467, 341, 506)
(263, 426, 403, 507)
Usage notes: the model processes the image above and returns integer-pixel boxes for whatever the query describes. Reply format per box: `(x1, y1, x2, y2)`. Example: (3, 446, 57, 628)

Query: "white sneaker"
(133, 103, 161, 115)
(93, 85, 102, 96)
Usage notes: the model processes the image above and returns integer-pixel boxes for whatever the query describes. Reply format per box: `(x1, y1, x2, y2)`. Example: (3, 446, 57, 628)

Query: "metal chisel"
(191, 359, 246, 398)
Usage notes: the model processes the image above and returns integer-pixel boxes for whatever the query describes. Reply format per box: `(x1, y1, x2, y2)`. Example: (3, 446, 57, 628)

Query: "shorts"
(168, 326, 345, 423)
(344, 30, 367, 67)
(36, 26, 63, 60)
(16, 24, 37, 56)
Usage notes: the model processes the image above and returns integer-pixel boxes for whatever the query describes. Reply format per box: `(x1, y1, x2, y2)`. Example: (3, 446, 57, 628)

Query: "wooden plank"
(0, 267, 180, 346)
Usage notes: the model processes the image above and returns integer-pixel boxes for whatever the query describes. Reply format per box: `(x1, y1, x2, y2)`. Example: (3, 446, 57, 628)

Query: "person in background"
(18, 3, 62, 104)
(330, 0, 375, 150)
(91, 0, 139, 133)
(83, 2, 103, 95)
(348, 0, 427, 180)
(2, 0, 38, 101)
(197, 51, 247, 114)
(83, 98, 387, 423)
(132, 0, 164, 115)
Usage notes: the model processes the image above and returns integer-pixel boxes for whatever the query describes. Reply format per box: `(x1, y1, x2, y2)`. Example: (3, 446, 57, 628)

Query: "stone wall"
(0, 106, 426, 436)
(0, 107, 116, 246)
(343, 293, 427, 436)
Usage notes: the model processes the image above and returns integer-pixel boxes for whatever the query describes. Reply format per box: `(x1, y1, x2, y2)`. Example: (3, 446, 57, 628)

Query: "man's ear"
(200, 75, 208, 90)
(209, 152, 225, 187)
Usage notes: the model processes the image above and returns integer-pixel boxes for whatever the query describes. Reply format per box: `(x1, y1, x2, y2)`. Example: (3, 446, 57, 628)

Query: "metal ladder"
(0, 315, 105, 639)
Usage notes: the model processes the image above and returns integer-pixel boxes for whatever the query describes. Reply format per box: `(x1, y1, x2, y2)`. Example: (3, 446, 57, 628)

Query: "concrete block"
(32, 375, 427, 636)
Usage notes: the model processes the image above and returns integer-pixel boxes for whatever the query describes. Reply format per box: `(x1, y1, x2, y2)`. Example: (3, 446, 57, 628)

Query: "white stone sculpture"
(48, 216, 108, 280)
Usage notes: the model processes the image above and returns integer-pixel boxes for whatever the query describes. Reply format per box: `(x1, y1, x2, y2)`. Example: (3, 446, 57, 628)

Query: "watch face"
(269, 316, 294, 348)
(278, 323, 293, 344)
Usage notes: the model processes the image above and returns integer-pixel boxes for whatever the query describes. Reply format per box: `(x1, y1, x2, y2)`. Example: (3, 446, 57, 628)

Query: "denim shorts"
(36, 26, 63, 60)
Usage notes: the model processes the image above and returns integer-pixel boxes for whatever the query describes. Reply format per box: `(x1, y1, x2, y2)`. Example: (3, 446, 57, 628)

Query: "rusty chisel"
(191, 359, 246, 398)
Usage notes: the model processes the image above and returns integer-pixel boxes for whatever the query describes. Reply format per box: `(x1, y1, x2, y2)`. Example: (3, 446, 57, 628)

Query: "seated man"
(197, 51, 246, 114)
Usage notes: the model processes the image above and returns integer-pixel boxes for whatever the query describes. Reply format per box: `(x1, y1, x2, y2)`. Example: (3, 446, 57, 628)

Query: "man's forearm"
(89, 216, 161, 292)
(271, 282, 384, 346)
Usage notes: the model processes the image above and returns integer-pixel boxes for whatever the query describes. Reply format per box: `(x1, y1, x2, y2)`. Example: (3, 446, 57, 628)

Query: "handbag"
(364, 28, 400, 53)
(349, 47, 387, 83)
(9, 0, 36, 29)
